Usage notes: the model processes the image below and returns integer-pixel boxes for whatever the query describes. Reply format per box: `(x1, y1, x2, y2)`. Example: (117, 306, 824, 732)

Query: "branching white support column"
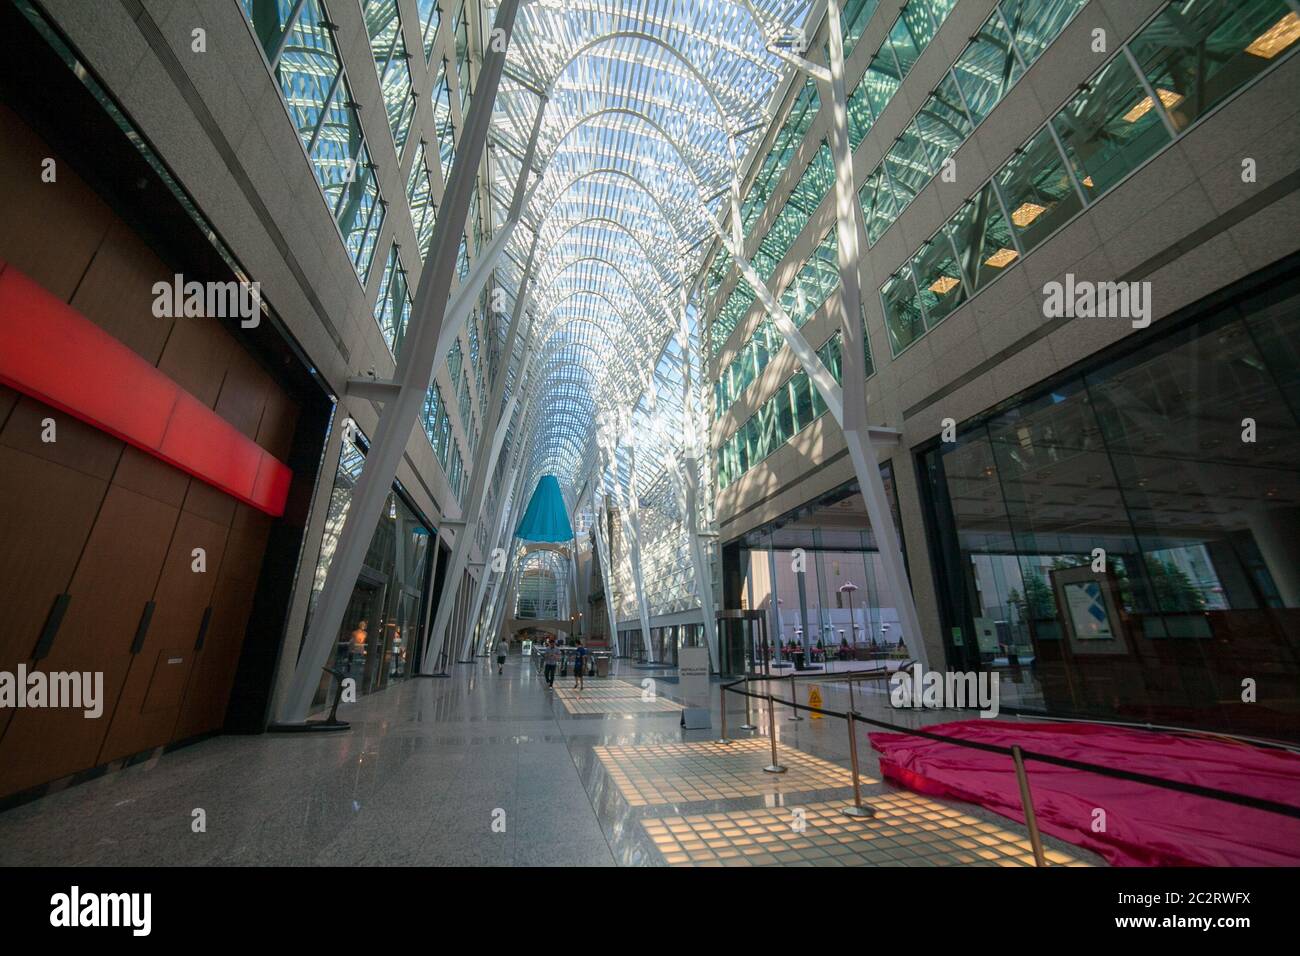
(620, 443, 655, 662)
(278, 0, 523, 724)
(465, 463, 522, 655)
(703, 2, 929, 669)
(419, 92, 547, 674)
(592, 496, 621, 654)
(824, 0, 927, 667)
(675, 307, 720, 670)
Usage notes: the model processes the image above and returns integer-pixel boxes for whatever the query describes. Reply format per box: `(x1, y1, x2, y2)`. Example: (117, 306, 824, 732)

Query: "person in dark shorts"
(571, 639, 588, 694)
(495, 636, 509, 674)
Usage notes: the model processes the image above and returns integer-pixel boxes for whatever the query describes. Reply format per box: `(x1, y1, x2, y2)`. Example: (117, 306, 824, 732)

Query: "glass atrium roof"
(484, 0, 812, 501)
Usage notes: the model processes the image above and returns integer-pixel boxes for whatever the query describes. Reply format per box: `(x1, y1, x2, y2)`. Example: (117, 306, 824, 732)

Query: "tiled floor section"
(551, 682, 683, 715)
(0, 656, 1105, 867)
(594, 738, 860, 806)
(641, 795, 1089, 867)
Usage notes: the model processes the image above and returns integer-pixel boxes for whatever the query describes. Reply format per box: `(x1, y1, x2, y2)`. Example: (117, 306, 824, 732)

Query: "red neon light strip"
(0, 261, 292, 516)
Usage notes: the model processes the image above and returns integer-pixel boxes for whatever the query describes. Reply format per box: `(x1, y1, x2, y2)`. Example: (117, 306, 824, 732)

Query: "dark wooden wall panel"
(0, 103, 113, 300)
(0, 485, 176, 796)
(98, 511, 229, 763)
(173, 505, 272, 739)
(0, 91, 304, 800)
(67, 218, 175, 364)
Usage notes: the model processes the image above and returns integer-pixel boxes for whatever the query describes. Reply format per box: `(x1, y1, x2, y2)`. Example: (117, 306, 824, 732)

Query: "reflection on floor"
(641, 794, 1088, 867)
(594, 738, 859, 807)
(0, 656, 1105, 867)
(551, 679, 683, 715)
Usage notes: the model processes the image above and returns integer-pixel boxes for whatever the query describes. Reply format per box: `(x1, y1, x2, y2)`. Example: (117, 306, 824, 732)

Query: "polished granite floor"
(0, 655, 1102, 867)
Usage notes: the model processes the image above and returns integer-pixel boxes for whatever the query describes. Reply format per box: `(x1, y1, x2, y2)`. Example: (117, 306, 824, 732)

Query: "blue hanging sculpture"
(514, 474, 574, 542)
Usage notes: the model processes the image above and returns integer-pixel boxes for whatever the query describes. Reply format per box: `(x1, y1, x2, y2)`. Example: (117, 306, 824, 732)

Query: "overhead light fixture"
(1081, 175, 1095, 187)
(1123, 88, 1184, 123)
(929, 275, 960, 295)
(1246, 12, 1300, 59)
(1010, 201, 1047, 227)
(984, 248, 1018, 268)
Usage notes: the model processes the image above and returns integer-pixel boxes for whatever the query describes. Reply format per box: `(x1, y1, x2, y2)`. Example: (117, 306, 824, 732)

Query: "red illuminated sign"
(0, 261, 292, 516)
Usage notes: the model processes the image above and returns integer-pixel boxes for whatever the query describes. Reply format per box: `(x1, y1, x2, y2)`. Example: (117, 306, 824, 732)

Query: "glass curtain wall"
(302, 426, 434, 708)
(920, 263, 1300, 741)
(881, 0, 1299, 357)
(735, 470, 907, 670)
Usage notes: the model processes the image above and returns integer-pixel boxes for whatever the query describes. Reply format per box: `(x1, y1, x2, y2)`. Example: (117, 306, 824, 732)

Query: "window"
(912, 231, 967, 328)
(407, 142, 435, 262)
(432, 60, 455, 182)
(859, 165, 898, 246)
(912, 72, 973, 171)
(952, 11, 1024, 125)
(948, 181, 1018, 294)
(1128, 0, 1297, 133)
(792, 372, 814, 430)
(881, 265, 926, 356)
(841, 0, 880, 56)
(363, 0, 415, 156)
(417, 0, 440, 62)
(999, 0, 1088, 66)
(995, 125, 1083, 255)
(875, 0, 1295, 357)
(1051, 55, 1172, 197)
(881, 124, 934, 207)
(239, 0, 384, 283)
(374, 243, 412, 354)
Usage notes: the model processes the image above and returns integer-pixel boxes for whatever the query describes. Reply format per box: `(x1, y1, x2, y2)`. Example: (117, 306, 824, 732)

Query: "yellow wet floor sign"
(807, 685, 823, 718)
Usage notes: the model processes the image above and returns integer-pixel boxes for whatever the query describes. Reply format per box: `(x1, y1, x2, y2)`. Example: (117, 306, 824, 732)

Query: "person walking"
(495, 635, 509, 675)
(543, 639, 559, 688)
(571, 638, 588, 694)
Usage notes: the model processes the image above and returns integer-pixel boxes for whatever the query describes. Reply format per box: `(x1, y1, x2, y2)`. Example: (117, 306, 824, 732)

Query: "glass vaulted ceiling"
(484, 0, 812, 499)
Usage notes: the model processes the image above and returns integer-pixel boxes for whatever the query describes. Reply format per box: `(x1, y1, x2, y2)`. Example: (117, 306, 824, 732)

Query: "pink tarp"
(868, 720, 1300, 866)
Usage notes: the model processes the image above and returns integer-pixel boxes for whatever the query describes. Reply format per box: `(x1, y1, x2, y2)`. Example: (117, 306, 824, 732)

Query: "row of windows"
(705, 0, 959, 362)
(363, 0, 416, 156)
(422, 382, 466, 502)
(244, 0, 388, 283)
(738, 77, 821, 242)
(715, 225, 842, 417)
(840, 0, 881, 56)
(750, 142, 835, 285)
(844, 0, 959, 153)
(856, 0, 1087, 249)
(716, 332, 847, 490)
(243, 0, 481, 508)
(880, 0, 1299, 358)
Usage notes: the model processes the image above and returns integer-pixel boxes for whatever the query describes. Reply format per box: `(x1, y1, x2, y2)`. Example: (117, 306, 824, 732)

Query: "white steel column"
(707, 2, 929, 668)
(420, 95, 547, 673)
(278, 0, 524, 723)
(824, 0, 927, 667)
(592, 496, 622, 654)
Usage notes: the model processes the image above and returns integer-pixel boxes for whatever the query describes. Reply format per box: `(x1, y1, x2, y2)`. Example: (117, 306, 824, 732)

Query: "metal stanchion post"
(842, 713, 873, 818)
(787, 671, 803, 721)
(740, 679, 757, 731)
(719, 682, 730, 743)
(762, 694, 786, 774)
(1011, 745, 1047, 867)
(848, 676, 856, 716)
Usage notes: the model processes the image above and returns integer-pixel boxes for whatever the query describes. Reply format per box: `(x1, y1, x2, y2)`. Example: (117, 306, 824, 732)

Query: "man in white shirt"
(496, 636, 509, 674)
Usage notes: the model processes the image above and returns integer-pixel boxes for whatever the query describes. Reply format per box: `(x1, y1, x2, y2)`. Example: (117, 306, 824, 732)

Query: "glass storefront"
(920, 260, 1300, 742)
(303, 425, 434, 708)
(729, 468, 911, 670)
